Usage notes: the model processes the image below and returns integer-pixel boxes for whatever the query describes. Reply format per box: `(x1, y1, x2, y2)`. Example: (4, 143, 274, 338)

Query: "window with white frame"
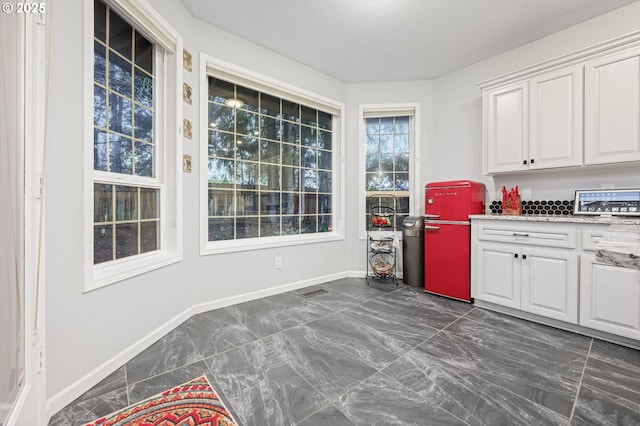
(87, 0, 181, 289)
(207, 77, 334, 241)
(362, 107, 418, 231)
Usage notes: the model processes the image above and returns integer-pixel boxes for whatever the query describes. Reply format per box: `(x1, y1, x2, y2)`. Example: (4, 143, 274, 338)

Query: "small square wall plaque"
(183, 118, 192, 139)
(183, 83, 192, 105)
(183, 155, 192, 173)
(183, 49, 192, 72)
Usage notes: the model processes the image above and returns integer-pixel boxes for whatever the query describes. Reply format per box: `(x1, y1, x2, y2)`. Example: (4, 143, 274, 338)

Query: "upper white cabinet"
(480, 33, 640, 174)
(483, 65, 583, 174)
(584, 46, 640, 165)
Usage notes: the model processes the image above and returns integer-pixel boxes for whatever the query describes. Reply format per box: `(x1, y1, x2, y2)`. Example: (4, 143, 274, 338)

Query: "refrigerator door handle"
(424, 225, 440, 231)
(424, 214, 440, 219)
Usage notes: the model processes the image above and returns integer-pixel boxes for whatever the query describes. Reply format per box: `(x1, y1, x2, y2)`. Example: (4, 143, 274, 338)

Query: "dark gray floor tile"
(582, 356, 640, 404)
(205, 337, 328, 426)
(48, 387, 128, 426)
(304, 311, 403, 370)
(335, 371, 467, 426)
(127, 360, 213, 405)
(125, 326, 201, 384)
(572, 383, 640, 426)
(272, 324, 378, 401)
(416, 331, 578, 417)
(264, 291, 334, 323)
(72, 366, 127, 406)
(181, 308, 257, 358)
(321, 277, 399, 301)
(297, 405, 356, 426)
(383, 349, 569, 426)
(225, 298, 301, 338)
(466, 308, 592, 354)
(445, 316, 587, 381)
(294, 286, 364, 312)
(588, 339, 640, 374)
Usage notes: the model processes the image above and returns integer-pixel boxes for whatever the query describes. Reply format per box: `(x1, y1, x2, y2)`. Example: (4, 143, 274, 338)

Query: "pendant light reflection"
(224, 98, 244, 108)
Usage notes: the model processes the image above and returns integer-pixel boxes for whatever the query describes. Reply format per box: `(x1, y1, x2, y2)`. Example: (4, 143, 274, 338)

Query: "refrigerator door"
(424, 222, 472, 302)
(425, 185, 473, 222)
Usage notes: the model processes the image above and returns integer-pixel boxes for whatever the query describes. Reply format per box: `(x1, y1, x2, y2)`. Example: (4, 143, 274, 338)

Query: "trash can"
(402, 216, 424, 287)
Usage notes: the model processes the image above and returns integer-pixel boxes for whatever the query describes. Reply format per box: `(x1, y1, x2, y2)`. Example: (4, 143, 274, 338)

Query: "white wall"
(433, 1, 640, 202)
(45, 0, 348, 407)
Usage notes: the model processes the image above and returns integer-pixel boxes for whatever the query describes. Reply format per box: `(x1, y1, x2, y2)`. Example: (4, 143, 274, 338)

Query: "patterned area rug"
(83, 376, 237, 426)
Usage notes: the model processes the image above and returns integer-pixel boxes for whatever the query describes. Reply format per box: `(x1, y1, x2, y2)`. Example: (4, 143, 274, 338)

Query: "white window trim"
(358, 103, 421, 240)
(199, 54, 345, 255)
(82, 0, 183, 292)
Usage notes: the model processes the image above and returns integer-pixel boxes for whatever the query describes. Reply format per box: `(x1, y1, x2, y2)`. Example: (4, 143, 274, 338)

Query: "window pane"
(318, 129, 331, 150)
(134, 68, 153, 108)
(236, 217, 259, 239)
(282, 144, 299, 166)
(302, 194, 317, 214)
(318, 150, 331, 170)
(235, 137, 259, 161)
(208, 158, 235, 187)
(109, 92, 133, 135)
(260, 164, 280, 191)
(395, 153, 409, 172)
(302, 169, 318, 192)
(260, 93, 280, 117)
(140, 188, 159, 219)
(116, 186, 138, 220)
(209, 131, 234, 159)
(208, 218, 234, 241)
(208, 78, 234, 103)
(318, 111, 332, 130)
(109, 134, 133, 174)
(208, 102, 234, 132)
(366, 152, 378, 173)
(379, 135, 393, 153)
(115, 223, 138, 259)
(94, 184, 112, 222)
(134, 105, 153, 143)
(94, 130, 107, 171)
(380, 117, 394, 133)
(260, 192, 280, 215)
(109, 11, 132, 59)
(236, 161, 258, 189)
(260, 140, 280, 164)
(319, 215, 332, 232)
(395, 173, 409, 191)
(395, 116, 409, 133)
(281, 192, 299, 214)
(209, 189, 234, 216)
(140, 221, 158, 253)
(318, 171, 332, 193)
(94, 41, 106, 85)
(301, 106, 317, 126)
(395, 134, 409, 152)
(282, 100, 299, 122)
(319, 194, 331, 214)
(282, 167, 299, 191)
(260, 116, 279, 141)
(282, 121, 300, 144)
(236, 110, 259, 136)
(260, 216, 280, 237)
(236, 191, 258, 215)
(94, 85, 107, 127)
(302, 147, 316, 168)
(109, 51, 132, 97)
(94, 225, 113, 264)
(380, 154, 394, 172)
(301, 125, 316, 147)
(237, 85, 259, 112)
(282, 215, 299, 234)
(301, 216, 317, 233)
(134, 31, 153, 74)
(94, 0, 106, 42)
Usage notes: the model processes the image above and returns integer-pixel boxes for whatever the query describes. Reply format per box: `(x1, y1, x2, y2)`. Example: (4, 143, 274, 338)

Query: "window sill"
(86, 250, 182, 292)
(201, 232, 345, 256)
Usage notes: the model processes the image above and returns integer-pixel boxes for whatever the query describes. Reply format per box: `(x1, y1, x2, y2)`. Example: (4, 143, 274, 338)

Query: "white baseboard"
(46, 271, 348, 419)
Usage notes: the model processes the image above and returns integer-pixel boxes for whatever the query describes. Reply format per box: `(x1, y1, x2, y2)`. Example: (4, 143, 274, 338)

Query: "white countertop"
(595, 224, 640, 272)
(469, 214, 640, 225)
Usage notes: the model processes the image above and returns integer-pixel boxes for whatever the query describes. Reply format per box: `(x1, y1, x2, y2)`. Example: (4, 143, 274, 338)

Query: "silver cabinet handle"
(424, 214, 440, 219)
(424, 225, 440, 230)
(512, 233, 529, 237)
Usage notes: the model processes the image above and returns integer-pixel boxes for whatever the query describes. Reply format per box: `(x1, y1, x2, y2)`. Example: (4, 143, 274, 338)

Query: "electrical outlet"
(601, 183, 615, 189)
(275, 257, 282, 269)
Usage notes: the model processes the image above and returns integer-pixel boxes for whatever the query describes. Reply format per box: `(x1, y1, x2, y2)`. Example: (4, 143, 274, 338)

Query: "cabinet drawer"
(476, 223, 576, 249)
(581, 228, 606, 252)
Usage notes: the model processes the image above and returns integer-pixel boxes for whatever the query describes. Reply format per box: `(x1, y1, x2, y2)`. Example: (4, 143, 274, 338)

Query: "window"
(86, 0, 181, 290)
(360, 105, 419, 233)
(201, 58, 344, 254)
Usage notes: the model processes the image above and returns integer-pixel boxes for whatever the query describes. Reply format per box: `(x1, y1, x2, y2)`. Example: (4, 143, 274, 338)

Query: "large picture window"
(207, 77, 334, 242)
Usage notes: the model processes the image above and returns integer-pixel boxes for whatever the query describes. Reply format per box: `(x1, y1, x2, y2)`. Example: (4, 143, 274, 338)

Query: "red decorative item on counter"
(501, 186, 522, 215)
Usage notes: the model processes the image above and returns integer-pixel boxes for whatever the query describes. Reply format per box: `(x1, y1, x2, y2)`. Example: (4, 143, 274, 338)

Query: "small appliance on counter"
(574, 189, 640, 216)
(424, 180, 486, 302)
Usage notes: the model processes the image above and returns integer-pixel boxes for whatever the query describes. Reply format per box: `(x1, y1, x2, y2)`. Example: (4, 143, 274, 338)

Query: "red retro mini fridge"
(424, 180, 485, 302)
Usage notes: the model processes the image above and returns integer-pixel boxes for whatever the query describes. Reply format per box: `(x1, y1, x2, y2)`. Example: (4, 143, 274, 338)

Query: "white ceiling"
(180, 0, 638, 83)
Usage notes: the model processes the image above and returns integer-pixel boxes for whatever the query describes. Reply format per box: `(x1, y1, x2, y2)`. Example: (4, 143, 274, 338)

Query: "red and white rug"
(83, 375, 238, 426)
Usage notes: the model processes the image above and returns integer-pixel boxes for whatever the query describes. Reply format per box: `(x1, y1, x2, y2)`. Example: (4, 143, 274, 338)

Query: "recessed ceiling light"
(224, 98, 244, 108)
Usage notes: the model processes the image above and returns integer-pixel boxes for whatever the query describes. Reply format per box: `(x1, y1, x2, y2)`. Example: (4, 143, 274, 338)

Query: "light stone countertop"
(469, 214, 640, 226)
(595, 224, 640, 272)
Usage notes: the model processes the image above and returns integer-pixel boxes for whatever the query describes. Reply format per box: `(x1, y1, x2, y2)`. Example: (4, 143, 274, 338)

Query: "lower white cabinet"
(580, 254, 640, 340)
(475, 241, 578, 323)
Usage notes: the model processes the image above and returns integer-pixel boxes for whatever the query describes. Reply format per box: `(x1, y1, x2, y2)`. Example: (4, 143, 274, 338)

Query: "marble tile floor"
(49, 277, 640, 426)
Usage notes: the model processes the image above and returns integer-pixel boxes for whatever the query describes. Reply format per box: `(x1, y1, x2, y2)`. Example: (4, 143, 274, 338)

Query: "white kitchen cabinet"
(580, 254, 640, 340)
(483, 65, 583, 174)
(585, 46, 640, 165)
(521, 247, 578, 323)
(529, 66, 583, 169)
(474, 240, 578, 323)
(475, 242, 520, 309)
(484, 82, 528, 173)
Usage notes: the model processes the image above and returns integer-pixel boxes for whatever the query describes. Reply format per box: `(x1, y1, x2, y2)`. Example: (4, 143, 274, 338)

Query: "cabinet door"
(529, 66, 583, 170)
(521, 248, 578, 323)
(485, 82, 528, 173)
(475, 242, 520, 308)
(585, 47, 640, 164)
(580, 254, 640, 340)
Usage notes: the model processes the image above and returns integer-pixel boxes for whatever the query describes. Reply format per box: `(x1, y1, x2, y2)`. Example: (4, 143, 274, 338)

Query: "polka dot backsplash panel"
(489, 200, 575, 215)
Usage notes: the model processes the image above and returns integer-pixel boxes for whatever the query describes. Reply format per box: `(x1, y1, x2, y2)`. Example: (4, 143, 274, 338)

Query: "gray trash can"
(402, 216, 424, 287)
